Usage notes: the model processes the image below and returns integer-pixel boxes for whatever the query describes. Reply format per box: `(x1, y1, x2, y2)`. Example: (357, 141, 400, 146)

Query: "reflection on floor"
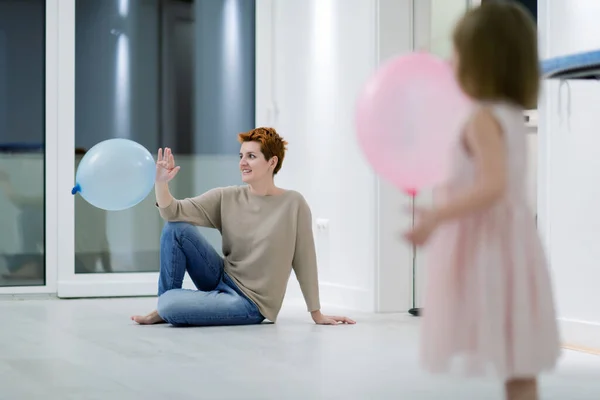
(1, 297, 599, 400)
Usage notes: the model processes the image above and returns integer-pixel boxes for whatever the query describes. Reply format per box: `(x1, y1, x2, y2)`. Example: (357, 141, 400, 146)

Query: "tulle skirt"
(420, 200, 562, 380)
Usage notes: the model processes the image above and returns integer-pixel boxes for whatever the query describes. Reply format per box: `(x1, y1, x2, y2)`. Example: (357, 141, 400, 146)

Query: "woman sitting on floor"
(132, 127, 355, 327)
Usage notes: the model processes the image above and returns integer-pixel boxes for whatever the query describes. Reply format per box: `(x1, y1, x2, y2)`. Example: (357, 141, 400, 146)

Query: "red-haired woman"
(132, 127, 355, 327)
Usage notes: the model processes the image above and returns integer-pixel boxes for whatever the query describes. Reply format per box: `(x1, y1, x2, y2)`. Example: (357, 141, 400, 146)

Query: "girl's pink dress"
(421, 102, 561, 379)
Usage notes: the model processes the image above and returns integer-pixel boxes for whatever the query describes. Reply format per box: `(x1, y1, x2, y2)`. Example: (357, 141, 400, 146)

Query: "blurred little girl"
(404, 2, 560, 400)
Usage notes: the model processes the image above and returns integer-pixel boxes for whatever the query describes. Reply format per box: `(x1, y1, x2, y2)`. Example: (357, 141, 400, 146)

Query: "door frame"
(54, 0, 161, 298)
(55, 0, 195, 298)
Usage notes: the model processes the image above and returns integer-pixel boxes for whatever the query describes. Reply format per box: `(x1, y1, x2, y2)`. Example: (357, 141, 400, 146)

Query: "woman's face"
(239, 141, 276, 184)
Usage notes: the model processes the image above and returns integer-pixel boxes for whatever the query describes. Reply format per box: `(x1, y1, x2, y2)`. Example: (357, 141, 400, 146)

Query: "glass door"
(0, 0, 58, 295)
(56, 0, 170, 297)
(56, 0, 254, 298)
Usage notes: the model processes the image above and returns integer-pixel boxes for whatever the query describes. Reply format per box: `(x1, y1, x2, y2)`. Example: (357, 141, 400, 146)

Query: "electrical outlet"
(315, 218, 329, 231)
(314, 218, 330, 273)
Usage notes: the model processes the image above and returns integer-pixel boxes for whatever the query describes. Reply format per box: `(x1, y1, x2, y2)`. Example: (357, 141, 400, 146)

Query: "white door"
(55, 0, 200, 298)
(0, 0, 58, 295)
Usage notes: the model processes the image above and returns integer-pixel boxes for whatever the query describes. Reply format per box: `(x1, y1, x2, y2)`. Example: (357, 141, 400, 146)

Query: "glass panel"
(74, 0, 255, 274)
(0, 0, 46, 287)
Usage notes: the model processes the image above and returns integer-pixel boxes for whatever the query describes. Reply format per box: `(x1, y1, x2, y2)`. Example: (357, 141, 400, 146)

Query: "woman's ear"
(270, 156, 278, 169)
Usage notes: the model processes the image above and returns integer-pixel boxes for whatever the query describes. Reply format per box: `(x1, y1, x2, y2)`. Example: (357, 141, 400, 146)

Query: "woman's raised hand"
(155, 148, 181, 183)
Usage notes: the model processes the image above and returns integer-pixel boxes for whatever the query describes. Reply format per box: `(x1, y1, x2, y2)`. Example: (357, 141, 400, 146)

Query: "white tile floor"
(1, 297, 600, 400)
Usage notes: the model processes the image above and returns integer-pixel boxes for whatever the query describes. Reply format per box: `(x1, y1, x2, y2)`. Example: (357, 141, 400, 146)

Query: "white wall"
(538, 0, 600, 350)
(256, 0, 418, 312)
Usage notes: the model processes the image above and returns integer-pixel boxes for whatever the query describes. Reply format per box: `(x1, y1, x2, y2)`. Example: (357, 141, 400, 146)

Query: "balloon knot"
(405, 188, 418, 197)
(71, 183, 81, 195)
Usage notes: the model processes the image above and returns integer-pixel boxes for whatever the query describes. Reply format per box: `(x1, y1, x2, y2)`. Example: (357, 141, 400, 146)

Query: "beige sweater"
(157, 185, 321, 322)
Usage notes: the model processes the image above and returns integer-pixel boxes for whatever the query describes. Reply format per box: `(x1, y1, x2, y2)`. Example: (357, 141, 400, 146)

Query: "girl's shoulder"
(466, 100, 524, 134)
(474, 100, 524, 122)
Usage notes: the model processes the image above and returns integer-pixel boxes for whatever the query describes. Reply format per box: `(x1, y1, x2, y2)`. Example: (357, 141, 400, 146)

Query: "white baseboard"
(285, 279, 374, 312)
(559, 318, 600, 352)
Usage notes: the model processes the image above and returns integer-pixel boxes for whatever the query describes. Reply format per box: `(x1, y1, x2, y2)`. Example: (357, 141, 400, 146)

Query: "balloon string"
(411, 193, 416, 309)
(71, 183, 81, 195)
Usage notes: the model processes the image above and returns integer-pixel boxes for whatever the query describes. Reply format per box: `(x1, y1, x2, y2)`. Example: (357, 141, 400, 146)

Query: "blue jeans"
(157, 222, 265, 327)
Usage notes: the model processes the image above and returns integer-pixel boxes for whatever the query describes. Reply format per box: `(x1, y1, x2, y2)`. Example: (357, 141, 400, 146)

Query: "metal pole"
(409, 193, 421, 316)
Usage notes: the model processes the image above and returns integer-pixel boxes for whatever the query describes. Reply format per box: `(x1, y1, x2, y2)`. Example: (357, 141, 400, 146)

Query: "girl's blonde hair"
(453, 1, 540, 109)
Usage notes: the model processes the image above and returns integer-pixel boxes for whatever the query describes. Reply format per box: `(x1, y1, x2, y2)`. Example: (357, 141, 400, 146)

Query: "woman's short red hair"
(238, 127, 288, 175)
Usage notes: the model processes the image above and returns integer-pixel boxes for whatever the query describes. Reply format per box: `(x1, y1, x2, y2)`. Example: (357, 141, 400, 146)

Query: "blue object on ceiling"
(541, 49, 600, 80)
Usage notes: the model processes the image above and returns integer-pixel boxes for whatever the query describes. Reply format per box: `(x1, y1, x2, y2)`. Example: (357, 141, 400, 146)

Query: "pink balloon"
(356, 52, 472, 195)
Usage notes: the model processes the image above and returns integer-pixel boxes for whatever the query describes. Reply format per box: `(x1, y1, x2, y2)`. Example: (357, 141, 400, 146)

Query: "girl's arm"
(432, 107, 508, 223)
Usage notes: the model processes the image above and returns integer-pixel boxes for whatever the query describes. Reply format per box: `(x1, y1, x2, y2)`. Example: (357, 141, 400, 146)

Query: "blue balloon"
(72, 138, 156, 211)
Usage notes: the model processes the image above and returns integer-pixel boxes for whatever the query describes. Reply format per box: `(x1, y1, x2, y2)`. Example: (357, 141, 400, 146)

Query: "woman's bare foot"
(131, 310, 166, 325)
